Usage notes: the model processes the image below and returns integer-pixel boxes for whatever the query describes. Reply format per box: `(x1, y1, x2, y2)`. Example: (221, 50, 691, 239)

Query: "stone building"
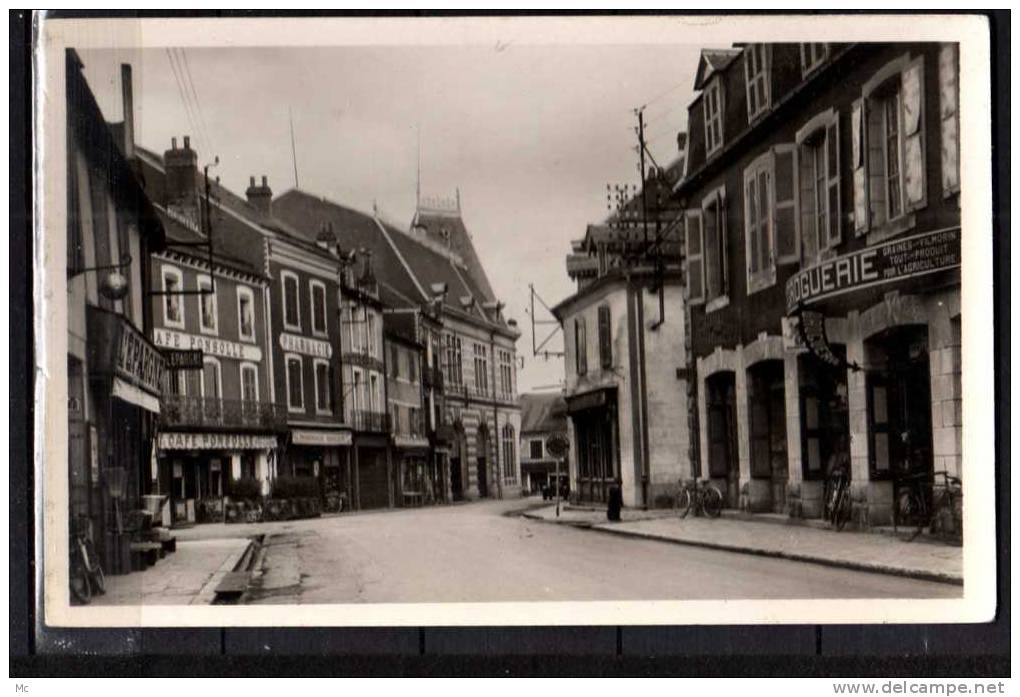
(674, 43, 962, 525)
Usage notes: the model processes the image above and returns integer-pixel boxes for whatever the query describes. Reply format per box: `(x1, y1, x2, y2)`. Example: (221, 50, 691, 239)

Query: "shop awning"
(112, 376, 160, 414)
(291, 428, 352, 447)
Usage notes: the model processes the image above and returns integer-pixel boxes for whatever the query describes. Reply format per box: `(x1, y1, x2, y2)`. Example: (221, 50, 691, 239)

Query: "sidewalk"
(522, 504, 963, 585)
(96, 537, 253, 606)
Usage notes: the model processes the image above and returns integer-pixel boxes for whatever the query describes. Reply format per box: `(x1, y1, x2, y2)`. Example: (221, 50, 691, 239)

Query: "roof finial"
(456, 187, 461, 213)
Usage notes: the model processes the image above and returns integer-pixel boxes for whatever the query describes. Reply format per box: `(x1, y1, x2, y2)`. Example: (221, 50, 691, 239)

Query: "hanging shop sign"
(163, 349, 204, 371)
(291, 428, 352, 446)
(279, 332, 333, 359)
(159, 431, 277, 451)
(153, 327, 262, 362)
(785, 227, 961, 313)
(796, 310, 861, 372)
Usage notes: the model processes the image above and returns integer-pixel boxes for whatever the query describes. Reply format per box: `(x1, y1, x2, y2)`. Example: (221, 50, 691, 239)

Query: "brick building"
(674, 43, 962, 525)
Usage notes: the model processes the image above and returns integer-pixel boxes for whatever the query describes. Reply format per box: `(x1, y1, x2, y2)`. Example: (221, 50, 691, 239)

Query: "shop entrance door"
(748, 361, 788, 513)
(706, 372, 739, 508)
(866, 326, 933, 524)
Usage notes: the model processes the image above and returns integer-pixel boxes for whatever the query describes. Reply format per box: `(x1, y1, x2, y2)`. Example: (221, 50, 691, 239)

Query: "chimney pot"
(183, 135, 191, 150)
(250, 176, 255, 187)
(171, 137, 177, 150)
(261, 175, 268, 186)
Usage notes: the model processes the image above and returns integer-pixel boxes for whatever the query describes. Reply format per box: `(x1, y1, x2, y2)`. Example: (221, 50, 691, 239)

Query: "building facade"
(66, 52, 167, 572)
(675, 43, 962, 525)
(518, 393, 568, 494)
(384, 316, 433, 505)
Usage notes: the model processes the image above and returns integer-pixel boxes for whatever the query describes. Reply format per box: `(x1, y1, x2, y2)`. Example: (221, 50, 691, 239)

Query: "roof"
(273, 189, 519, 338)
(412, 206, 497, 301)
(152, 206, 265, 281)
(520, 393, 567, 434)
(693, 47, 741, 90)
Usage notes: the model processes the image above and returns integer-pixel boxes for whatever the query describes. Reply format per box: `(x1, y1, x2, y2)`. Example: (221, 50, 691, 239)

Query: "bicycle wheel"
(675, 489, 693, 519)
(833, 487, 852, 531)
(905, 493, 926, 542)
(702, 485, 723, 518)
(70, 565, 92, 604)
(934, 493, 962, 545)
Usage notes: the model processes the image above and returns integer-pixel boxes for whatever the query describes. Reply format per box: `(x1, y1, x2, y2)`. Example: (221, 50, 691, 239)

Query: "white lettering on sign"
(153, 328, 262, 363)
(158, 432, 277, 451)
(291, 429, 352, 446)
(279, 332, 333, 359)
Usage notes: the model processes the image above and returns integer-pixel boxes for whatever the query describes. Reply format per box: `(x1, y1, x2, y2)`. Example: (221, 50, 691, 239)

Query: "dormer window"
(744, 44, 770, 121)
(704, 78, 724, 156)
(800, 43, 829, 76)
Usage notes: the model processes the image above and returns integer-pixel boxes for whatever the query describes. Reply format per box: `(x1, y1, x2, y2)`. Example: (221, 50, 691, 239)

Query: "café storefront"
(784, 227, 962, 526)
(286, 427, 353, 513)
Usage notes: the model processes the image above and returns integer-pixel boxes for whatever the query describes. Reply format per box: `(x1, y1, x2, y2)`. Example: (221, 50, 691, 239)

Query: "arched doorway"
(476, 424, 490, 498)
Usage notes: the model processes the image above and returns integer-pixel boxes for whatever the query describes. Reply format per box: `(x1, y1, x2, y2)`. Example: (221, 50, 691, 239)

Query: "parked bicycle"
(823, 466, 852, 531)
(897, 470, 962, 544)
(69, 516, 105, 604)
(675, 478, 723, 519)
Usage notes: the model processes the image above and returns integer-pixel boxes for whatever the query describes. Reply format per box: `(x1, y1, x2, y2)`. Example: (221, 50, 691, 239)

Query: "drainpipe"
(489, 328, 502, 499)
(633, 277, 651, 509)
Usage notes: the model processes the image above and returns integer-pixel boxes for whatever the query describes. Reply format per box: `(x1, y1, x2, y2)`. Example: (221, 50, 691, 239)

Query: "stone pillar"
(696, 357, 709, 482)
(257, 450, 270, 496)
(733, 347, 753, 511)
(784, 350, 809, 517)
(230, 452, 242, 481)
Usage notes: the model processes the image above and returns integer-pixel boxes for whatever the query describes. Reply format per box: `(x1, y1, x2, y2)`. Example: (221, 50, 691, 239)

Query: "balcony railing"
(351, 409, 391, 433)
(445, 381, 467, 398)
(161, 395, 288, 431)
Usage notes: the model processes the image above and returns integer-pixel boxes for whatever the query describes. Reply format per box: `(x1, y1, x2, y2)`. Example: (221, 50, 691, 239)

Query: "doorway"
(748, 361, 788, 513)
(706, 372, 739, 508)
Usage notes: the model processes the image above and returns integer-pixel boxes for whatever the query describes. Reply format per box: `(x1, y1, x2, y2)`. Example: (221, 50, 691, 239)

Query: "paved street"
(229, 498, 958, 604)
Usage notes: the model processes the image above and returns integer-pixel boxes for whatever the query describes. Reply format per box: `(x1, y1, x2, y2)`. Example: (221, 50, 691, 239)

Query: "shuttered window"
(685, 210, 704, 304)
(704, 79, 724, 155)
(597, 304, 612, 369)
(939, 43, 961, 197)
(744, 153, 774, 293)
(744, 44, 770, 121)
(796, 110, 841, 263)
(701, 187, 728, 303)
(851, 99, 869, 235)
(773, 144, 798, 263)
(574, 317, 587, 376)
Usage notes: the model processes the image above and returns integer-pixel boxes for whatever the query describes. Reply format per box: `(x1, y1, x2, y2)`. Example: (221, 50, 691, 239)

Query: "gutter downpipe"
(489, 328, 502, 500)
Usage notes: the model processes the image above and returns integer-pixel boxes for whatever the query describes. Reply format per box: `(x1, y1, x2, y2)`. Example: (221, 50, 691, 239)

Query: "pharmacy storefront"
(157, 431, 278, 526)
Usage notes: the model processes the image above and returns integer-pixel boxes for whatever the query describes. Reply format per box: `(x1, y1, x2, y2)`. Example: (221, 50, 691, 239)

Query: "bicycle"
(898, 470, 962, 544)
(69, 517, 105, 604)
(675, 478, 723, 519)
(823, 467, 852, 531)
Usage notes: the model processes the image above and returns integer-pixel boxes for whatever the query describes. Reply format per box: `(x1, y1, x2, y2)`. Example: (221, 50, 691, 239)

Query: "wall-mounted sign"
(796, 310, 861, 372)
(786, 227, 961, 313)
(163, 349, 204, 371)
(566, 388, 613, 414)
(159, 431, 277, 451)
(153, 328, 262, 362)
(291, 428, 351, 446)
(279, 332, 333, 359)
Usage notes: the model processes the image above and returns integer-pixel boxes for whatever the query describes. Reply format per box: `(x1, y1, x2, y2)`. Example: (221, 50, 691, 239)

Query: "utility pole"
(636, 108, 650, 249)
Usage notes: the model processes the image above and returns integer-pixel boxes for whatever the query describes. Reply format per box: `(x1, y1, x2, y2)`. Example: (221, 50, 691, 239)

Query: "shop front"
(286, 428, 353, 513)
(784, 226, 962, 527)
(566, 387, 619, 505)
(156, 431, 278, 525)
(393, 435, 433, 507)
(353, 434, 392, 510)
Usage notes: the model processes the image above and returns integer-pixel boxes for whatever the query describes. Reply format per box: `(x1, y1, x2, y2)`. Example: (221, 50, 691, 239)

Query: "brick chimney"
(120, 64, 134, 158)
(246, 175, 273, 216)
(164, 135, 199, 214)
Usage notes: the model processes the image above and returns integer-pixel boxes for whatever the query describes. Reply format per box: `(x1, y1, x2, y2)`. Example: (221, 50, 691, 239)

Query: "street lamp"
(69, 253, 132, 301)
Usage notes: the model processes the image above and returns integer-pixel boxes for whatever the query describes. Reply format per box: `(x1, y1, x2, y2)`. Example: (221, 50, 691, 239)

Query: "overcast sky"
(80, 43, 702, 393)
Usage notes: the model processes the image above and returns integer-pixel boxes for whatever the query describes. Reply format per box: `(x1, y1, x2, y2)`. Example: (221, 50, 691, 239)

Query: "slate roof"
(411, 207, 497, 301)
(693, 47, 742, 90)
(520, 392, 567, 435)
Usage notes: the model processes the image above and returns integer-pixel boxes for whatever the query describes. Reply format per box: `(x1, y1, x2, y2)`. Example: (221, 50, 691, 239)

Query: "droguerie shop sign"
(785, 228, 961, 313)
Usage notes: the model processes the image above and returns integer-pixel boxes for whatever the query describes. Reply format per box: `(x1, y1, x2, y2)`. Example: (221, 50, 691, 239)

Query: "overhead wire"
(178, 48, 216, 158)
(165, 47, 204, 154)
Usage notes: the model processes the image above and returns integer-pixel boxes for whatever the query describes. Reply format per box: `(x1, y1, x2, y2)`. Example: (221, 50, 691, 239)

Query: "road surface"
(236, 498, 959, 604)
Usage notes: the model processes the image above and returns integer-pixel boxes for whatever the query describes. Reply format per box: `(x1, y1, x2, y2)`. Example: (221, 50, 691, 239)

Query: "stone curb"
(521, 512, 962, 587)
(190, 538, 258, 605)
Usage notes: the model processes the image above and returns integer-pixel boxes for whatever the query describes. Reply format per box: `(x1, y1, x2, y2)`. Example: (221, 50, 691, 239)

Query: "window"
(408, 352, 418, 384)
(162, 266, 184, 327)
(744, 44, 770, 121)
(796, 110, 841, 263)
(498, 350, 513, 397)
(502, 424, 517, 486)
(281, 271, 300, 330)
(529, 439, 543, 460)
(369, 373, 379, 411)
(197, 274, 217, 334)
(444, 334, 463, 386)
(237, 286, 255, 342)
(574, 316, 587, 376)
(201, 358, 222, 400)
(390, 344, 400, 379)
(701, 187, 729, 305)
(703, 79, 724, 155)
(240, 363, 259, 403)
(366, 312, 377, 358)
(939, 43, 960, 197)
(743, 154, 775, 293)
(285, 354, 303, 412)
(597, 305, 612, 369)
(800, 43, 828, 75)
(856, 55, 927, 236)
(350, 368, 362, 415)
(473, 343, 489, 395)
(310, 280, 327, 336)
(314, 359, 331, 414)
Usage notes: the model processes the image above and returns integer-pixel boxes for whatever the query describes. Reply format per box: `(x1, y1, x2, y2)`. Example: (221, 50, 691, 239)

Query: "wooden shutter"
(866, 97, 887, 228)
(597, 304, 612, 369)
(939, 43, 960, 196)
(772, 144, 798, 263)
(685, 210, 704, 304)
(902, 56, 927, 210)
(851, 99, 869, 235)
(717, 188, 729, 295)
(797, 143, 817, 263)
(825, 114, 841, 248)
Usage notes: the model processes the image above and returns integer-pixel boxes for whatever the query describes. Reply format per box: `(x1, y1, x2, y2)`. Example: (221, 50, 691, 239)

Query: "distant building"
(554, 157, 693, 509)
(518, 393, 568, 494)
(675, 43, 962, 525)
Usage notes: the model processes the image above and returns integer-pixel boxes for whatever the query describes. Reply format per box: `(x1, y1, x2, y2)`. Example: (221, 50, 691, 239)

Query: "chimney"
(246, 175, 273, 216)
(120, 64, 134, 158)
(164, 134, 199, 215)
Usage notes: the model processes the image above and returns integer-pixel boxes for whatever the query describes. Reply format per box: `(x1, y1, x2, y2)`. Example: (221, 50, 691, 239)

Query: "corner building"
(675, 43, 962, 525)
